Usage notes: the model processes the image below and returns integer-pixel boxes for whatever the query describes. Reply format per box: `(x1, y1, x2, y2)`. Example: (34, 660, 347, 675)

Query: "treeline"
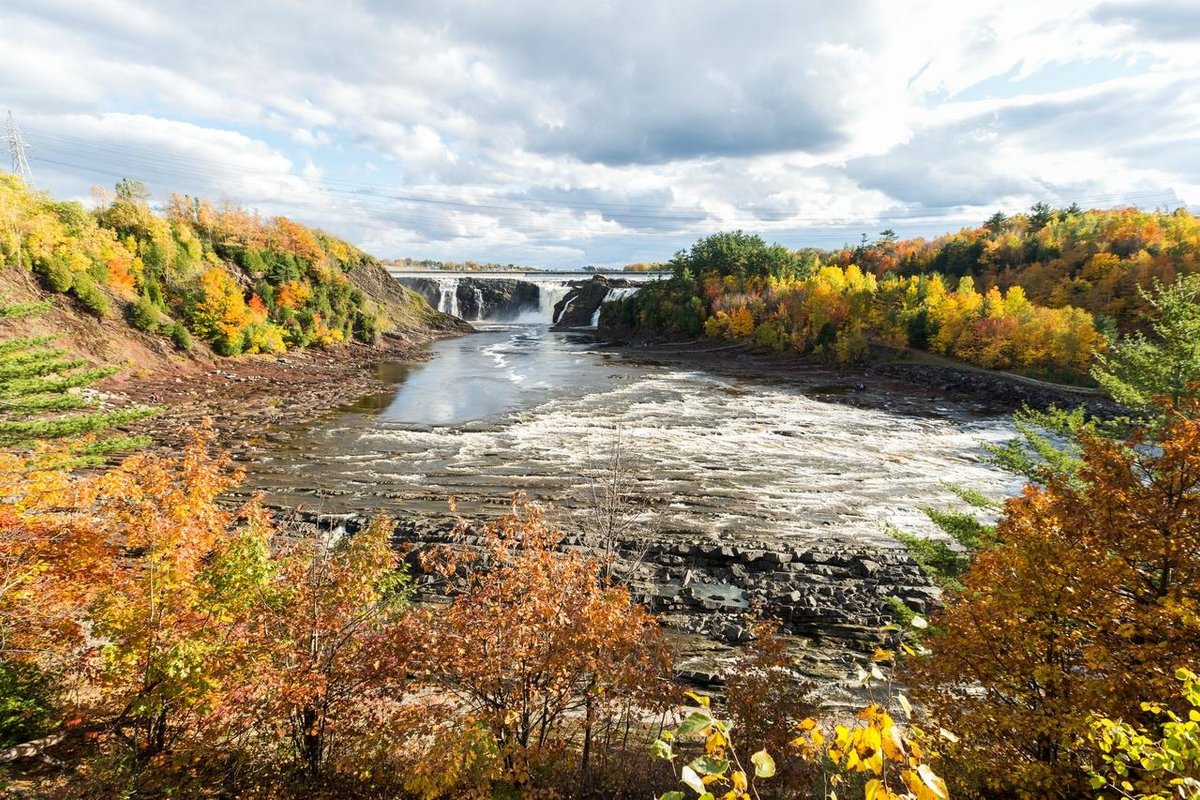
(831, 204, 1200, 332)
(2, 175, 390, 355)
(383, 256, 527, 272)
(604, 231, 1105, 380)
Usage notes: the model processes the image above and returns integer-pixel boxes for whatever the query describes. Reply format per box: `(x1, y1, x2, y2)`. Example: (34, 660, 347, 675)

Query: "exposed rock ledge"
(277, 508, 936, 688)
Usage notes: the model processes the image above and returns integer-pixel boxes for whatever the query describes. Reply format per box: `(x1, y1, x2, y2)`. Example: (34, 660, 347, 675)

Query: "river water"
(241, 324, 1018, 548)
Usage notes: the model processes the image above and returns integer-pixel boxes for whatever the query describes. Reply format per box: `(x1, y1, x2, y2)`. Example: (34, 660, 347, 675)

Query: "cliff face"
(345, 263, 473, 338)
(395, 276, 541, 321)
(552, 275, 639, 328)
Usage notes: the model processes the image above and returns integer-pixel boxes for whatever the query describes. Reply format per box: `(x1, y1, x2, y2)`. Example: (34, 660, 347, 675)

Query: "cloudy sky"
(3, 1, 1198, 266)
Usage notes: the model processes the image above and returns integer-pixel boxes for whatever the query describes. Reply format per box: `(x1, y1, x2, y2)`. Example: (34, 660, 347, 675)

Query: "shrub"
(169, 321, 193, 351)
(71, 274, 110, 317)
(353, 310, 382, 344)
(0, 660, 58, 747)
(126, 295, 160, 332)
(33, 255, 74, 293)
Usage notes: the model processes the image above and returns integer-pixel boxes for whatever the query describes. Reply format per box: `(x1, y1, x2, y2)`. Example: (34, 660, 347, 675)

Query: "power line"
(27, 126, 1180, 222)
(6, 111, 34, 186)
(18, 123, 1186, 243)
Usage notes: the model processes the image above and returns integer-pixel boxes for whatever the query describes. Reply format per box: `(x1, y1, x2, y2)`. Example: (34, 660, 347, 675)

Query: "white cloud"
(1, 0, 1196, 264)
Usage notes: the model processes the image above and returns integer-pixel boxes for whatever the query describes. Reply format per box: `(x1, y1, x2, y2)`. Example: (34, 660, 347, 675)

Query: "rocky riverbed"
(231, 324, 1032, 699)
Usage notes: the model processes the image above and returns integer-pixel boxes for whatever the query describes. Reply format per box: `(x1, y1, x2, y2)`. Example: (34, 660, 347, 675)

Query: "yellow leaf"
(732, 770, 748, 791)
(881, 721, 906, 761)
(751, 749, 776, 778)
(917, 764, 948, 799)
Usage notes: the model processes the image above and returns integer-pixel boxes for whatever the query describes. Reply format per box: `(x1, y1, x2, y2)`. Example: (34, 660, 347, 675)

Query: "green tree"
(671, 231, 798, 280)
(1029, 202, 1054, 231)
(1092, 275, 1200, 414)
(0, 300, 155, 459)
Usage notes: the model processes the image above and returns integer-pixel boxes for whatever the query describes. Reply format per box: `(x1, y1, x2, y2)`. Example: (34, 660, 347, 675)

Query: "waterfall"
(435, 277, 461, 317)
(510, 280, 571, 324)
(589, 285, 641, 328)
(473, 286, 485, 321)
(537, 281, 571, 321)
(607, 286, 641, 303)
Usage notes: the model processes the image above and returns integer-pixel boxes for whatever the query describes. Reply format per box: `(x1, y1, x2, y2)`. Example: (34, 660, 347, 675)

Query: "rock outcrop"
(552, 275, 639, 328)
(394, 276, 540, 320)
(277, 509, 938, 687)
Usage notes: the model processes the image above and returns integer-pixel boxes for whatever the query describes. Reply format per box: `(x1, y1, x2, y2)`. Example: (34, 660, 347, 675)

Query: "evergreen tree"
(0, 300, 156, 461)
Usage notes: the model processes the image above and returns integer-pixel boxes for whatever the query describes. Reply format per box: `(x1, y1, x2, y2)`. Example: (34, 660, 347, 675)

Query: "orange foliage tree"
(191, 266, 250, 355)
(907, 406, 1200, 797)
(417, 499, 673, 787)
(247, 516, 413, 779)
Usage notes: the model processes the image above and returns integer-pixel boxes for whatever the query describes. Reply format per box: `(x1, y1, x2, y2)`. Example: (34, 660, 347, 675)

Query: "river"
(241, 323, 1018, 547)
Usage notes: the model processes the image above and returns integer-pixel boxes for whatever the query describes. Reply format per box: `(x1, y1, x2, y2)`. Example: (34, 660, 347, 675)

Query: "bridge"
(386, 269, 670, 281)
(387, 269, 662, 324)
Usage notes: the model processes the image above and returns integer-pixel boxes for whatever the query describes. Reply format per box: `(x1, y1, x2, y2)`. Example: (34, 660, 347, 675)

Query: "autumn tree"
(418, 498, 672, 788)
(80, 436, 267, 768)
(722, 619, 819, 794)
(908, 408, 1200, 797)
(249, 515, 413, 780)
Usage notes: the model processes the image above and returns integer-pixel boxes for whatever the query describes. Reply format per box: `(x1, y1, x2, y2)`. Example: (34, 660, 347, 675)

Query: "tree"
(190, 266, 251, 355)
(670, 231, 798, 281)
(722, 620, 819, 794)
(984, 211, 1008, 234)
(419, 498, 671, 786)
(1029, 202, 1054, 231)
(908, 409, 1200, 797)
(251, 516, 412, 779)
(0, 300, 154, 460)
(83, 435, 261, 765)
(1093, 274, 1200, 414)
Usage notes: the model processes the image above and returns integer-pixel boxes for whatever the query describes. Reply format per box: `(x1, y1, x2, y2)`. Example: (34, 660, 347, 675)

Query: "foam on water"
(242, 325, 1019, 547)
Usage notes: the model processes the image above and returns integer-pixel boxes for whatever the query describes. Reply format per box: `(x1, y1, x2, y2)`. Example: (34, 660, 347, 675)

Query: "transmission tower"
(6, 111, 34, 186)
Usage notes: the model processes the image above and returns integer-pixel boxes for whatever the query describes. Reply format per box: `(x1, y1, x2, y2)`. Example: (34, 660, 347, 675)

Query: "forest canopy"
(1, 175, 387, 356)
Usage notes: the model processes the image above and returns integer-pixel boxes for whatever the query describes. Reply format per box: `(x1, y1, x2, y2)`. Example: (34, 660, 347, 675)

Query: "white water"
(243, 324, 1019, 546)
(590, 285, 642, 327)
(423, 276, 573, 324)
(512, 279, 572, 324)
(435, 277, 461, 317)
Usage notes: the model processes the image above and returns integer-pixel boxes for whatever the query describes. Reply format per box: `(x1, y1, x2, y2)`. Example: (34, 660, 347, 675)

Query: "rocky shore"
(604, 338, 1123, 417)
(109, 327, 470, 455)
(279, 508, 932, 701)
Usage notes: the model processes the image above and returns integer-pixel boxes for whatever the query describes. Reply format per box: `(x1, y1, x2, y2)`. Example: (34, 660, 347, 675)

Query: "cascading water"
(537, 281, 571, 321)
(473, 286, 485, 321)
(435, 277, 461, 317)
(509, 280, 572, 324)
(590, 285, 641, 327)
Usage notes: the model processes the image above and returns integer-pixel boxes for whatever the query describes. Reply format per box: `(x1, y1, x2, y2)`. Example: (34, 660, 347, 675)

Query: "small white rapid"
(241, 326, 1020, 546)
(590, 285, 642, 327)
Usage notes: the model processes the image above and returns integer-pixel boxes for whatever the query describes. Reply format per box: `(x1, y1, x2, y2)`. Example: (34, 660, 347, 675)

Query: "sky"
(3, 0, 1198, 267)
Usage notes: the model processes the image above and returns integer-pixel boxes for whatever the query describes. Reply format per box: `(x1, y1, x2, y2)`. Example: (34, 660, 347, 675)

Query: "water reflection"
(363, 324, 635, 427)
